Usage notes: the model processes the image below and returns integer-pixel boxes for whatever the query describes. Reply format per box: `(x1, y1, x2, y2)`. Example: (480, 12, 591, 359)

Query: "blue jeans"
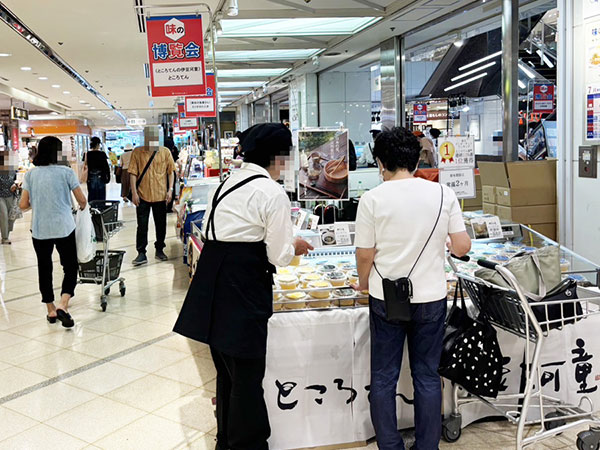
(369, 296, 446, 450)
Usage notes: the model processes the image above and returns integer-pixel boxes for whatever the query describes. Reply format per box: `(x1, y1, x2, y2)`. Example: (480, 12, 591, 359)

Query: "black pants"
(87, 172, 106, 202)
(210, 347, 270, 450)
(32, 231, 78, 304)
(136, 199, 167, 254)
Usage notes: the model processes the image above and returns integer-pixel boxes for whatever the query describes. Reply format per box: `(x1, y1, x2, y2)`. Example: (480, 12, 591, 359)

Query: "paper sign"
(437, 136, 475, 169)
(334, 223, 352, 246)
(308, 215, 319, 231)
(179, 117, 198, 129)
(471, 216, 503, 240)
(439, 168, 476, 199)
(185, 72, 217, 118)
(146, 15, 206, 97)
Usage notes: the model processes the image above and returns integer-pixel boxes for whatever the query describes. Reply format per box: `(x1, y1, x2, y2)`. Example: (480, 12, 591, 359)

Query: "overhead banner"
(413, 103, 428, 123)
(184, 72, 217, 118)
(146, 15, 206, 97)
(532, 83, 555, 113)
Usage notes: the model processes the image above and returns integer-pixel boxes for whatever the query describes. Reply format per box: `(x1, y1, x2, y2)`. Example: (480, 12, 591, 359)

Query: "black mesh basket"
(89, 200, 120, 241)
(78, 250, 125, 282)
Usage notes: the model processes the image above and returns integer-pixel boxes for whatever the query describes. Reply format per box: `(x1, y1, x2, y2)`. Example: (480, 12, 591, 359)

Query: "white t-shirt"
(354, 177, 466, 303)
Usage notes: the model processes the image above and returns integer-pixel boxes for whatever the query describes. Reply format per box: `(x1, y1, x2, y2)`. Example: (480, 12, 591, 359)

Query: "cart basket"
(78, 250, 125, 282)
(89, 200, 120, 241)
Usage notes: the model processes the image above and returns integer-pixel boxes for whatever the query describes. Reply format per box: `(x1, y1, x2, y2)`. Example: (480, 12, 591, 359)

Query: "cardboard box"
(496, 204, 556, 225)
(483, 202, 497, 216)
(529, 223, 557, 241)
(482, 185, 496, 203)
(475, 173, 481, 190)
(478, 160, 557, 206)
(462, 190, 482, 209)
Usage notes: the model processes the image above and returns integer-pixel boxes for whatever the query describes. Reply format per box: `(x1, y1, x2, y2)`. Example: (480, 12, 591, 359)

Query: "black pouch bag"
(532, 277, 581, 332)
(374, 184, 444, 322)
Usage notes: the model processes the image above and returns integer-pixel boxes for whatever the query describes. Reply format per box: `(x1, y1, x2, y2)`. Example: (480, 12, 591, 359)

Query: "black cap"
(241, 123, 292, 168)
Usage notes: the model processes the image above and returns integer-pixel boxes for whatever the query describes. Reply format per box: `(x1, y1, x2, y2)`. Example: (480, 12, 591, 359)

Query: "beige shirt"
(128, 146, 176, 203)
(120, 151, 133, 170)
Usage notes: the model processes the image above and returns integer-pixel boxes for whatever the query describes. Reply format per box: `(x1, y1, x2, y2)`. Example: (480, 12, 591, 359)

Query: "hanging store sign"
(11, 128, 19, 151)
(532, 83, 555, 113)
(146, 15, 206, 97)
(184, 72, 217, 118)
(10, 106, 29, 121)
(177, 103, 186, 119)
(126, 118, 147, 127)
(413, 103, 428, 123)
(179, 117, 198, 130)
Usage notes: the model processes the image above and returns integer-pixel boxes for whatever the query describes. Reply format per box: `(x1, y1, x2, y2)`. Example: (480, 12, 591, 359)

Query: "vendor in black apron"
(174, 123, 313, 450)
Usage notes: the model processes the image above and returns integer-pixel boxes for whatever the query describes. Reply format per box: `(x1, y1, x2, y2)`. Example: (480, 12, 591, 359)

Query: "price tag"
(471, 216, 503, 240)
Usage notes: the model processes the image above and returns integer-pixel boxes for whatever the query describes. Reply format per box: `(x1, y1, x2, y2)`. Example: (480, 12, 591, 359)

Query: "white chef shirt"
(354, 177, 466, 303)
(202, 163, 295, 268)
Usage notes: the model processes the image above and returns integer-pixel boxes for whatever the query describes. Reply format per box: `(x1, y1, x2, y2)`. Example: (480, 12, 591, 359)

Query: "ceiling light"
(50, 112, 59, 116)
(20, 66, 32, 71)
(90, 107, 96, 109)
(518, 63, 535, 79)
(38, 76, 48, 80)
(219, 17, 379, 37)
(215, 20, 223, 37)
(462, 105, 470, 112)
(51, 84, 60, 88)
(454, 40, 464, 48)
(536, 49, 555, 68)
(0, 53, 11, 57)
(444, 72, 488, 92)
(459, 51, 502, 71)
(215, 49, 322, 62)
(226, 0, 239, 17)
(63, 91, 70, 94)
(219, 68, 290, 78)
(79, 100, 87, 104)
(518, 80, 526, 89)
(451, 62, 496, 82)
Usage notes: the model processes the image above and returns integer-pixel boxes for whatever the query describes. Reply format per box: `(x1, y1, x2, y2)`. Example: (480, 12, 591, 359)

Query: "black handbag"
(439, 281, 504, 398)
(531, 277, 581, 332)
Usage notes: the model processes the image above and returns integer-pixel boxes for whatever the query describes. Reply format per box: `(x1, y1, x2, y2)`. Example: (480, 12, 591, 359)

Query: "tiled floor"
(0, 185, 590, 449)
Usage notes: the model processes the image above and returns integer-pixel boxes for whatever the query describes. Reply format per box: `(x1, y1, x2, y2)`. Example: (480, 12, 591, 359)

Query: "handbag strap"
(452, 278, 467, 310)
(136, 150, 158, 189)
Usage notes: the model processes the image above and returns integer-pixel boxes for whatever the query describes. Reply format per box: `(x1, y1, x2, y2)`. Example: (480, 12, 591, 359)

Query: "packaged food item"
(560, 258, 570, 273)
(342, 264, 356, 272)
(326, 271, 346, 287)
(301, 273, 321, 288)
(334, 288, 356, 307)
(358, 289, 370, 305)
(277, 267, 292, 275)
(289, 255, 302, 266)
(348, 270, 359, 285)
(273, 293, 283, 311)
(296, 266, 316, 275)
(318, 264, 337, 274)
(308, 281, 332, 307)
(277, 275, 299, 290)
(284, 291, 307, 310)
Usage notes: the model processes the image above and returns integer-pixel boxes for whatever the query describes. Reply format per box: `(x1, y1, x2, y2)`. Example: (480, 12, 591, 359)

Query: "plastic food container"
(273, 293, 283, 311)
(341, 264, 356, 272)
(560, 258, 570, 273)
(277, 267, 292, 275)
(326, 271, 347, 287)
(284, 291, 307, 310)
(318, 264, 337, 274)
(308, 280, 331, 299)
(296, 266, 316, 275)
(301, 273, 321, 288)
(348, 270, 359, 285)
(276, 275, 299, 290)
(358, 289, 370, 305)
(334, 288, 356, 307)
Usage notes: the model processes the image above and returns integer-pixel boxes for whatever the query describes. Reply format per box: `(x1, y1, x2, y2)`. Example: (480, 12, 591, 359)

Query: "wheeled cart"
(444, 255, 600, 449)
(78, 200, 126, 312)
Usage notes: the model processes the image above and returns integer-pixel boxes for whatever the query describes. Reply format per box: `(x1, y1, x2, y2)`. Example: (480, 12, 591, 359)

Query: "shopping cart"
(443, 255, 600, 449)
(78, 200, 126, 312)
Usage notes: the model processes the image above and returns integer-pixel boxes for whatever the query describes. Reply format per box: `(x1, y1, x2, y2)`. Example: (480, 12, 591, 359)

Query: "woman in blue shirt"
(20, 136, 87, 328)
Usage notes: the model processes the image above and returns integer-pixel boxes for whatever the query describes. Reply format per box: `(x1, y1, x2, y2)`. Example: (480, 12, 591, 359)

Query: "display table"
(265, 301, 600, 450)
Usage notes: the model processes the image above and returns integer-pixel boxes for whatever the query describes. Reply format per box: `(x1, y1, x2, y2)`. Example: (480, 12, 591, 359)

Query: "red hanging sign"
(413, 103, 428, 123)
(146, 15, 206, 97)
(532, 83, 555, 114)
(184, 72, 217, 118)
(177, 103, 186, 119)
(11, 128, 19, 151)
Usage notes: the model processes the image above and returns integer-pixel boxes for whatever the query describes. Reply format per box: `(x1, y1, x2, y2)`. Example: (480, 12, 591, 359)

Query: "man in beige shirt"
(129, 126, 176, 266)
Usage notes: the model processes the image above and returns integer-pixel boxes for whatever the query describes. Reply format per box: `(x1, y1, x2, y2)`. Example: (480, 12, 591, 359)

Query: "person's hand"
(293, 237, 314, 256)
(350, 282, 368, 292)
(131, 192, 140, 207)
(166, 189, 173, 204)
(10, 184, 17, 193)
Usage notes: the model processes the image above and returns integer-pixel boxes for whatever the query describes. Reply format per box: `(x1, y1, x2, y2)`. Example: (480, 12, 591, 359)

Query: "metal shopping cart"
(444, 255, 600, 449)
(78, 200, 126, 312)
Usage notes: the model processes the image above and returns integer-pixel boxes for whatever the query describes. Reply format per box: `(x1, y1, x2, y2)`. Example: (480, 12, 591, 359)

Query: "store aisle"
(0, 190, 584, 449)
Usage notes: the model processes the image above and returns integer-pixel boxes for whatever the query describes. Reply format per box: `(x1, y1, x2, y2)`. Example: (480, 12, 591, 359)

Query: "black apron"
(173, 174, 276, 359)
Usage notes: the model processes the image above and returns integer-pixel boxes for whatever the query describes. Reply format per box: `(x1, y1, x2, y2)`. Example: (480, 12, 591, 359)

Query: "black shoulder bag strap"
(205, 174, 268, 241)
(136, 150, 158, 190)
(374, 183, 444, 279)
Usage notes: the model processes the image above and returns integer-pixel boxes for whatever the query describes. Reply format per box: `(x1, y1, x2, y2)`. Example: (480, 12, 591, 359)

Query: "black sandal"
(55, 309, 75, 328)
(46, 315, 57, 324)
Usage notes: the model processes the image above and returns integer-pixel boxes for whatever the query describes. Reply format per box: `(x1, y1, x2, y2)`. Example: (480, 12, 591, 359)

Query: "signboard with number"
(185, 72, 217, 118)
(533, 83, 555, 113)
(439, 168, 476, 199)
(146, 15, 206, 97)
(413, 103, 427, 123)
(437, 136, 475, 169)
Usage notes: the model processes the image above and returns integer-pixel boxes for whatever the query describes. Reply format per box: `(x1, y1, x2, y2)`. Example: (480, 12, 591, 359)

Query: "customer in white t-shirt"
(353, 126, 471, 450)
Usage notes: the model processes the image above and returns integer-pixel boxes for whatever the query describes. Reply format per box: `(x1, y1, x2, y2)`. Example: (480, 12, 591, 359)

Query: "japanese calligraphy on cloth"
(146, 15, 206, 97)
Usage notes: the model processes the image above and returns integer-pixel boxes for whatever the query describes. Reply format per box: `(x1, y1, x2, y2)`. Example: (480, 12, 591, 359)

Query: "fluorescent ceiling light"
(444, 72, 487, 92)
(38, 76, 48, 80)
(451, 61, 496, 82)
(217, 90, 251, 95)
(454, 40, 464, 48)
(51, 84, 60, 88)
(0, 53, 11, 57)
(216, 49, 322, 62)
(536, 49, 555, 68)
(219, 81, 264, 88)
(20, 66, 32, 71)
(225, 0, 238, 17)
(459, 51, 502, 71)
(215, 20, 223, 37)
(220, 17, 380, 37)
(518, 80, 526, 89)
(518, 63, 535, 79)
(63, 90, 70, 94)
(219, 68, 290, 78)
(79, 100, 87, 104)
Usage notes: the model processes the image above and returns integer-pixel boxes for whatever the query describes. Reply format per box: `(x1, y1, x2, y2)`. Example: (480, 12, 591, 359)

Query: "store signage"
(179, 117, 198, 130)
(10, 106, 28, 121)
(126, 118, 147, 126)
(177, 103, 186, 119)
(11, 128, 19, 150)
(532, 83, 555, 113)
(413, 103, 428, 123)
(587, 84, 600, 140)
(184, 72, 216, 118)
(470, 216, 503, 239)
(427, 111, 448, 120)
(439, 168, 476, 199)
(172, 117, 179, 129)
(438, 136, 475, 169)
(145, 15, 206, 97)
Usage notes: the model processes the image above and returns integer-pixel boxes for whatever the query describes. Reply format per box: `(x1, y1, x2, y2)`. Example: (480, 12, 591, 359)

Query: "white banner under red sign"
(184, 72, 217, 118)
(146, 15, 206, 97)
(413, 103, 428, 123)
(533, 83, 555, 113)
(179, 117, 199, 130)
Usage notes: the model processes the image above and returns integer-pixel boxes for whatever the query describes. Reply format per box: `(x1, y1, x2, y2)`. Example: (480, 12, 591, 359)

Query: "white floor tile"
(155, 354, 216, 388)
(0, 310, 39, 332)
(20, 349, 97, 378)
(62, 362, 146, 395)
(0, 366, 48, 398)
(70, 334, 140, 359)
(0, 406, 39, 441)
(0, 331, 28, 350)
(153, 388, 216, 432)
(0, 423, 88, 450)
(111, 321, 173, 342)
(112, 343, 188, 373)
(82, 313, 142, 334)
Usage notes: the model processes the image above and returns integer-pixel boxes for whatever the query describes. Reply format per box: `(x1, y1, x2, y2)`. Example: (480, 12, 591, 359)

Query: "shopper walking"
(353, 127, 471, 450)
(0, 150, 19, 244)
(83, 136, 110, 201)
(129, 126, 176, 265)
(174, 123, 313, 450)
(119, 144, 134, 202)
(20, 136, 87, 328)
